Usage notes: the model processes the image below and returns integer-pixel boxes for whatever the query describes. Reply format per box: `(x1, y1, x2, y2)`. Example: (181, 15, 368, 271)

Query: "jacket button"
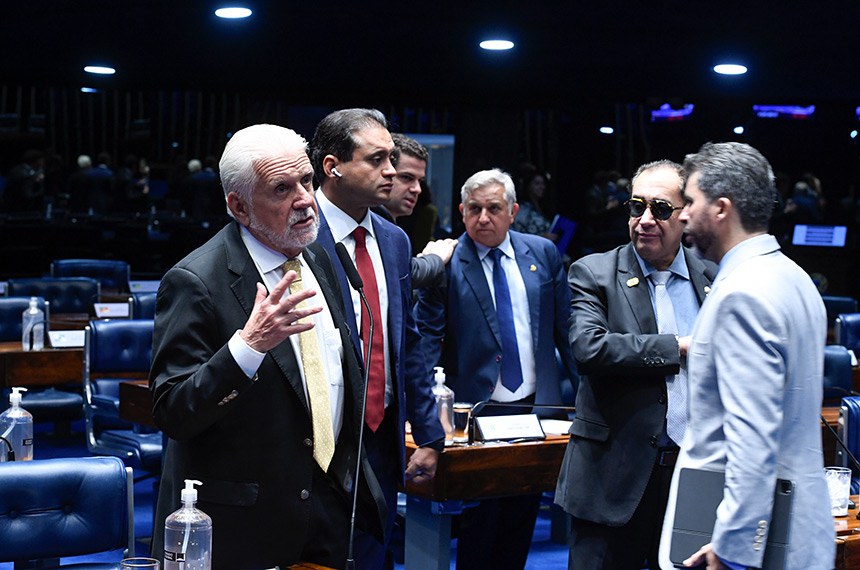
(496, 355, 502, 362)
(303, 438, 313, 448)
(300, 489, 310, 500)
(650, 436, 658, 447)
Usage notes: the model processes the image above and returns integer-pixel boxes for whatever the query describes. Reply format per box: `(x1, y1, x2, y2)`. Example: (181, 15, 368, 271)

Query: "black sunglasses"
(625, 197, 684, 221)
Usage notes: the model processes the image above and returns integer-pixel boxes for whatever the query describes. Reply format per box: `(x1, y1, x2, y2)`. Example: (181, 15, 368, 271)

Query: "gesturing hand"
(240, 270, 322, 353)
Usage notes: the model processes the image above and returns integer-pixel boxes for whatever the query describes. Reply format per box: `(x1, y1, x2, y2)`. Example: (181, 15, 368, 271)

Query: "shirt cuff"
(228, 329, 265, 379)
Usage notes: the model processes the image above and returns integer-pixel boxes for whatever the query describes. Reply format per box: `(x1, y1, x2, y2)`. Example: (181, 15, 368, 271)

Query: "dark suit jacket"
(415, 231, 576, 409)
(149, 222, 385, 569)
(554, 243, 717, 526)
(370, 204, 445, 289)
(316, 208, 444, 476)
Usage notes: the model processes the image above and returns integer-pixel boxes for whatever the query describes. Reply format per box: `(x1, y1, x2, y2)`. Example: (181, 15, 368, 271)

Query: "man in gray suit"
(555, 160, 717, 569)
(659, 142, 834, 569)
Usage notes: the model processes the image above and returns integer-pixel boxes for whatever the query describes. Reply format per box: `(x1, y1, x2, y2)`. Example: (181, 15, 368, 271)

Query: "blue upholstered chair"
(51, 258, 131, 293)
(130, 291, 157, 319)
(835, 312, 860, 354)
(824, 345, 854, 404)
(0, 456, 134, 568)
(0, 297, 83, 427)
(823, 295, 859, 330)
(84, 319, 161, 474)
(838, 397, 860, 494)
(7, 277, 100, 315)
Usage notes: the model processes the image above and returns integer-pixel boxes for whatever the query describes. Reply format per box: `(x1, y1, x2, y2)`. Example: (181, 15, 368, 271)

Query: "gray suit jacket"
(554, 243, 716, 525)
(659, 234, 835, 569)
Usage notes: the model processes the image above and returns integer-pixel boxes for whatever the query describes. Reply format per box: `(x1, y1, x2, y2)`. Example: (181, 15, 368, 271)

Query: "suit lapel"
(617, 244, 658, 334)
(510, 233, 540, 350)
(459, 236, 502, 347)
(372, 214, 401, 361)
(685, 248, 714, 305)
(317, 208, 361, 358)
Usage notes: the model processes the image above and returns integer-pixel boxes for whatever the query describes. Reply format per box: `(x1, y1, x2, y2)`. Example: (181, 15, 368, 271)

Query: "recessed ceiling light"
(851, 130, 858, 140)
(480, 39, 514, 51)
(599, 126, 614, 135)
(215, 7, 253, 19)
(713, 64, 747, 76)
(733, 126, 745, 134)
(84, 65, 116, 75)
(80, 87, 99, 93)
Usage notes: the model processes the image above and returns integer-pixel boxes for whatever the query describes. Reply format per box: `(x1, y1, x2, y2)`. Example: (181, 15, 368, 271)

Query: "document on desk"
(49, 330, 86, 348)
(540, 418, 573, 435)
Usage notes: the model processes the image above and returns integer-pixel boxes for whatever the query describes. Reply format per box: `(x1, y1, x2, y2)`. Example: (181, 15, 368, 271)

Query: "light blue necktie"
(491, 248, 524, 392)
(651, 270, 687, 445)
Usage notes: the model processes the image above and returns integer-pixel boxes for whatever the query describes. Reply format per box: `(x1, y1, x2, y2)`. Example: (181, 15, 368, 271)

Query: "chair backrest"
(0, 296, 48, 342)
(823, 295, 859, 325)
(839, 397, 860, 493)
(131, 291, 157, 319)
(0, 456, 134, 563)
(836, 312, 860, 353)
(7, 277, 99, 315)
(51, 258, 131, 292)
(824, 344, 854, 404)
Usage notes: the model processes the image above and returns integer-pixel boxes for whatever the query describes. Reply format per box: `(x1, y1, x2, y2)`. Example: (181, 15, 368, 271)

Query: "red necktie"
(353, 227, 385, 431)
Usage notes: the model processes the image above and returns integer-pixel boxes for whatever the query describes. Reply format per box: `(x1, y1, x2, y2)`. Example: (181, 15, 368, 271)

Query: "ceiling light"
(713, 64, 747, 76)
(80, 87, 99, 93)
(215, 7, 253, 19)
(599, 127, 614, 135)
(733, 126, 744, 134)
(480, 40, 514, 51)
(84, 65, 116, 75)
(851, 130, 858, 140)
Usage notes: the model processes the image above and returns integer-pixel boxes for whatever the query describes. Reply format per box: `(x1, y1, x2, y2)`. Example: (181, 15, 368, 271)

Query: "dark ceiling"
(4, 1, 860, 108)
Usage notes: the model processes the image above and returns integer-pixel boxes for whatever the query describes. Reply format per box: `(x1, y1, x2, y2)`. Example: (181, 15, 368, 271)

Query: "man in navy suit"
(415, 168, 576, 569)
(310, 108, 445, 569)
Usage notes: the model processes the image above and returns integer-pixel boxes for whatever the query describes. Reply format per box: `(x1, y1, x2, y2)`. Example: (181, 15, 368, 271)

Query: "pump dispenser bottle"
(164, 479, 212, 570)
(431, 366, 455, 446)
(0, 387, 33, 460)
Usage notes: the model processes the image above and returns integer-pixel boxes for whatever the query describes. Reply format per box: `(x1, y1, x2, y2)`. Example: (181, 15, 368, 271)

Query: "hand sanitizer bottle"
(21, 297, 44, 351)
(0, 387, 34, 460)
(164, 479, 212, 570)
(431, 366, 455, 446)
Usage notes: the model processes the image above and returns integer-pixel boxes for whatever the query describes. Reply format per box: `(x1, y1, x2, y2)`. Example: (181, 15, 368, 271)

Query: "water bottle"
(164, 479, 212, 570)
(0, 387, 34, 461)
(431, 366, 455, 446)
(21, 297, 44, 351)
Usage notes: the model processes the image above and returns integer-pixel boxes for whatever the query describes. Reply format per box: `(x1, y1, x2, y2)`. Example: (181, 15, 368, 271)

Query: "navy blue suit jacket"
(415, 231, 576, 409)
(316, 207, 444, 476)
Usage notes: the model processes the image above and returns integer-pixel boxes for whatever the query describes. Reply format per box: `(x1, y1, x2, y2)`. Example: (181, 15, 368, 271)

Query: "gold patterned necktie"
(283, 259, 335, 471)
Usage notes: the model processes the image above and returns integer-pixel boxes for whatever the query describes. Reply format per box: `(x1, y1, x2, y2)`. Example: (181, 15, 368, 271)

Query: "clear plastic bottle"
(0, 387, 34, 461)
(21, 297, 44, 351)
(431, 366, 455, 446)
(164, 479, 212, 570)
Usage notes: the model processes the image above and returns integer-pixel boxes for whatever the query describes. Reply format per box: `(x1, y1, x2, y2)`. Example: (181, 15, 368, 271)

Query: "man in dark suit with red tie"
(311, 108, 445, 569)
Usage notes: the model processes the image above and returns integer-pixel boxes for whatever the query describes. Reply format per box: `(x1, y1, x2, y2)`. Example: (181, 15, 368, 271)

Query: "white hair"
(460, 168, 516, 213)
(219, 124, 309, 217)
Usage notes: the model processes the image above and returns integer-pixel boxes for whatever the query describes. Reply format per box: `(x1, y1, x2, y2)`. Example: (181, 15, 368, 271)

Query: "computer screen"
(791, 224, 847, 247)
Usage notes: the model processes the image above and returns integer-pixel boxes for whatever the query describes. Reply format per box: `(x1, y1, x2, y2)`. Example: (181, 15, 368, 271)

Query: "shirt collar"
(633, 246, 690, 281)
(239, 224, 302, 274)
(316, 188, 376, 243)
(475, 232, 514, 262)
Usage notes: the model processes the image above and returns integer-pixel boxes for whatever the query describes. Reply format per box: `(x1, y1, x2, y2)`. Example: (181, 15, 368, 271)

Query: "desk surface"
(0, 341, 83, 387)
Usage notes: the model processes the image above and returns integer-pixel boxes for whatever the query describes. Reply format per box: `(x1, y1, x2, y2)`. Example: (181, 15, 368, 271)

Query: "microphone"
(335, 242, 364, 291)
(335, 241, 372, 570)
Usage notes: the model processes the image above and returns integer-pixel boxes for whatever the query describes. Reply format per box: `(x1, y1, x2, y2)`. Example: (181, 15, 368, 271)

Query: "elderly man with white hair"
(149, 124, 386, 569)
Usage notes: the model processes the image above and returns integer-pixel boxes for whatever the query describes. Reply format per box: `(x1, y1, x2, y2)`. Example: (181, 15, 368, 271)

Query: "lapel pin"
(704, 286, 711, 294)
(530, 264, 537, 272)
(627, 277, 640, 287)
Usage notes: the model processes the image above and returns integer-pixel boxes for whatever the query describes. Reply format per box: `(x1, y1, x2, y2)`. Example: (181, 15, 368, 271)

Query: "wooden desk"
(836, 495, 860, 569)
(119, 380, 153, 427)
(0, 341, 83, 387)
(403, 434, 569, 570)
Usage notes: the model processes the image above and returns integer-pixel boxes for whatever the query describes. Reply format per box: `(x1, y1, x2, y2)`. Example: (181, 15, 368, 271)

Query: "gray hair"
(631, 159, 685, 197)
(219, 124, 308, 217)
(77, 154, 92, 169)
(460, 168, 516, 213)
(682, 142, 776, 232)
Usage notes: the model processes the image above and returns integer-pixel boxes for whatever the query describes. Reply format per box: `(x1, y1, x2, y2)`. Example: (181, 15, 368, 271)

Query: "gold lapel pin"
(627, 277, 640, 287)
(530, 264, 537, 272)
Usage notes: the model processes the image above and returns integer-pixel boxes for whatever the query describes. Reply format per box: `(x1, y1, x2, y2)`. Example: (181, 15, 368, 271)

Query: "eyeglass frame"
(624, 197, 684, 221)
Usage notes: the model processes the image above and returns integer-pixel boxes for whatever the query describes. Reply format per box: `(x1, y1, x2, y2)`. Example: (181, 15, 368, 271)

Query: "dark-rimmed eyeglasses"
(625, 197, 683, 221)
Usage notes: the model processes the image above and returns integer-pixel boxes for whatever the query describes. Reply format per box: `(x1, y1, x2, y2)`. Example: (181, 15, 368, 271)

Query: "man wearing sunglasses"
(555, 160, 717, 569)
